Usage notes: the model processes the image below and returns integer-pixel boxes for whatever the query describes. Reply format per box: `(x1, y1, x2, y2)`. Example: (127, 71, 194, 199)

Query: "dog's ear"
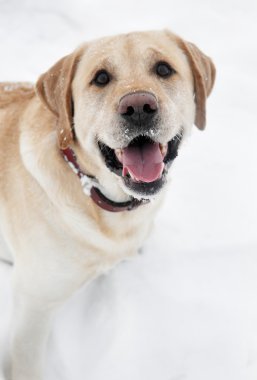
(36, 49, 82, 149)
(178, 39, 216, 130)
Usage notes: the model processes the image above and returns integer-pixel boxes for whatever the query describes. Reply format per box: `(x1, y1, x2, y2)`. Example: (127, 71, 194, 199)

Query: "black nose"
(118, 92, 158, 126)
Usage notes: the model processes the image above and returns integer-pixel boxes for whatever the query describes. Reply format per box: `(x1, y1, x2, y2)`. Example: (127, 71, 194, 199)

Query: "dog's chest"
(58, 205, 153, 275)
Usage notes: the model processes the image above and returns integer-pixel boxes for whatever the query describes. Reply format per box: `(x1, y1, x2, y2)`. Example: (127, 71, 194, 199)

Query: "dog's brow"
(147, 47, 167, 57)
(92, 58, 117, 73)
(147, 47, 161, 54)
(145, 47, 171, 65)
(146, 47, 179, 73)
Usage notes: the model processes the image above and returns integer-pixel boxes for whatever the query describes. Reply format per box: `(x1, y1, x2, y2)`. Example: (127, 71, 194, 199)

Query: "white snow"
(0, 0, 257, 379)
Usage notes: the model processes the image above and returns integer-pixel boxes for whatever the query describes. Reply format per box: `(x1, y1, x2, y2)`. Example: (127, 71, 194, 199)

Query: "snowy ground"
(0, 0, 257, 379)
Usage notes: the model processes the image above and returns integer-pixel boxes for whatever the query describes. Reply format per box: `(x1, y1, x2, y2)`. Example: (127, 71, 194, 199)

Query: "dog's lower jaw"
(97, 171, 133, 203)
(99, 169, 166, 203)
(98, 155, 170, 202)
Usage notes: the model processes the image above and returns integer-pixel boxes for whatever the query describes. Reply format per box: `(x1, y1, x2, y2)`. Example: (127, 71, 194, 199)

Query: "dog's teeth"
(160, 143, 168, 157)
(130, 172, 137, 181)
(124, 168, 139, 182)
(129, 171, 141, 182)
(115, 148, 123, 163)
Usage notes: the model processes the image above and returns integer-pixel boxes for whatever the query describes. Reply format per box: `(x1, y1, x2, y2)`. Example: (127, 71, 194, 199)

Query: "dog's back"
(0, 82, 35, 155)
(0, 82, 34, 106)
(0, 83, 35, 263)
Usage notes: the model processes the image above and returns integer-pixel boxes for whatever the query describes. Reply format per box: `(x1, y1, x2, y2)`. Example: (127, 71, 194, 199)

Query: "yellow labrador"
(0, 30, 215, 380)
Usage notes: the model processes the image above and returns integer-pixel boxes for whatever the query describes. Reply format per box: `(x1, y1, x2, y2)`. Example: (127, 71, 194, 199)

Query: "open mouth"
(98, 132, 182, 196)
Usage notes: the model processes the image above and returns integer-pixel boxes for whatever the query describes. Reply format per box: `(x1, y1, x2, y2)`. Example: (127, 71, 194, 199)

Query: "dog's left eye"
(93, 70, 110, 87)
(155, 62, 175, 78)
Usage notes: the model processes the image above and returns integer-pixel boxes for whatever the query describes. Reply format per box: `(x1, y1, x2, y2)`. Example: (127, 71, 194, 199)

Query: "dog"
(0, 30, 215, 380)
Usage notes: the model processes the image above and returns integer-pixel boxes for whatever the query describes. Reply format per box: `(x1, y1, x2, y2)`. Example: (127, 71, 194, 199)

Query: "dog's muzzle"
(98, 91, 183, 197)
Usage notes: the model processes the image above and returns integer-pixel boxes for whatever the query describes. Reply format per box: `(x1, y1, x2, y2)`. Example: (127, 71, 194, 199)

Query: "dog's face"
(36, 30, 215, 199)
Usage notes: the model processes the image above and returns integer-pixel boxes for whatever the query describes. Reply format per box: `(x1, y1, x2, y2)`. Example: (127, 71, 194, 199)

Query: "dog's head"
(36, 30, 215, 200)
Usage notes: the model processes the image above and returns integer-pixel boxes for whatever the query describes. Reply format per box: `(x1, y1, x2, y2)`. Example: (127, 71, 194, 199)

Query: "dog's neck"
(61, 147, 149, 212)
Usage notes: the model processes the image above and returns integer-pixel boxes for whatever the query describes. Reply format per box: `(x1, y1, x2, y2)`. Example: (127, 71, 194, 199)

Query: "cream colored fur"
(0, 30, 215, 380)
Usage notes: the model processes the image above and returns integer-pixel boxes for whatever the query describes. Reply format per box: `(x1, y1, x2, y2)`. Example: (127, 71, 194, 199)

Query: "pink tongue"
(122, 143, 164, 183)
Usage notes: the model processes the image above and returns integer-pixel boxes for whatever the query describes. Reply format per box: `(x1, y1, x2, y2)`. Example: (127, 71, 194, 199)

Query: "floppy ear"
(179, 39, 216, 130)
(36, 50, 82, 149)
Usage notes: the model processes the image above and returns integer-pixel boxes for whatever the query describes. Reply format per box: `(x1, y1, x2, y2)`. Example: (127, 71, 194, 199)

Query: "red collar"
(62, 147, 149, 212)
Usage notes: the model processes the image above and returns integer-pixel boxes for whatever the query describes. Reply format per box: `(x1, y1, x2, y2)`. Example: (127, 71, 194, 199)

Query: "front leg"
(7, 256, 89, 380)
(9, 289, 58, 380)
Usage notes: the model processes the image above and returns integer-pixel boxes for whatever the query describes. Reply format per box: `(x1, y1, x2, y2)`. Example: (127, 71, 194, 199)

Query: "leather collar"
(62, 147, 149, 212)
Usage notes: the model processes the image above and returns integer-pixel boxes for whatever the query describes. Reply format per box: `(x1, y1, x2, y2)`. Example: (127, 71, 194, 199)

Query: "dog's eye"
(93, 70, 110, 87)
(155, 62, 175, 78)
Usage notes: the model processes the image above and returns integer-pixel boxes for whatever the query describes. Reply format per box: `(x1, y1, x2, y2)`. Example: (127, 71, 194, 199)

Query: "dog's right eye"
(93, 70, 110, 87)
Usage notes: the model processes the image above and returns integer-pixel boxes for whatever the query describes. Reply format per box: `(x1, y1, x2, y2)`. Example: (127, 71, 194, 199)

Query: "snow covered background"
(0, 0, 257, 379)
